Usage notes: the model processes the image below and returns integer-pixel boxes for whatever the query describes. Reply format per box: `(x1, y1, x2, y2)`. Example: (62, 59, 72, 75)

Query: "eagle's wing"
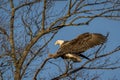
(70, 32, 106, 53)
(56, 33, 106, 55)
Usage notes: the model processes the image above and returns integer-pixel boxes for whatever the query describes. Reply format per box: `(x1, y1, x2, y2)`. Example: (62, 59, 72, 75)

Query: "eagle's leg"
(68, 60, 73, 70)
(64, 59, 73, 71)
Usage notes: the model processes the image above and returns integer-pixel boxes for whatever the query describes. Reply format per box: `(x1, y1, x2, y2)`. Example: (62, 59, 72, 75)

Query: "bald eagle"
(49, 32, 106, 62)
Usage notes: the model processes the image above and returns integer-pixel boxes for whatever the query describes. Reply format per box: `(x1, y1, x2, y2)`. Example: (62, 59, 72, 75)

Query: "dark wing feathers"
(79, 33, 106, 52)
(57, 33, 106, 56)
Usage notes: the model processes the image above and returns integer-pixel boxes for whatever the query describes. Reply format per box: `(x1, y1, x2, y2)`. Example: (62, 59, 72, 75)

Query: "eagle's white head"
(55, 40, 64, 46)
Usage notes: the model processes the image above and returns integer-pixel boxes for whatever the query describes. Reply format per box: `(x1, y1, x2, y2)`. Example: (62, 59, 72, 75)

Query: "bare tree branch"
(41, 0, 46, 30)
(33, 57, 51, 80)
(21, 31, 57, 77)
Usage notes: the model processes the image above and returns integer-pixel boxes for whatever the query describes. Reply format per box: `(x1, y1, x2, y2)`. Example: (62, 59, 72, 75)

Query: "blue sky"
(1, 1, 120, 80)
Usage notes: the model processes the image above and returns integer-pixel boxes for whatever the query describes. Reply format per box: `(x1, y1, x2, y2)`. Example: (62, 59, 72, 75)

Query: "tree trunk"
(14, 67, 21, 80)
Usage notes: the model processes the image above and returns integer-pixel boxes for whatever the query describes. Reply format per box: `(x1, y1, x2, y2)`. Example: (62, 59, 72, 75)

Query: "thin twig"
(33, 57, 51, 80)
